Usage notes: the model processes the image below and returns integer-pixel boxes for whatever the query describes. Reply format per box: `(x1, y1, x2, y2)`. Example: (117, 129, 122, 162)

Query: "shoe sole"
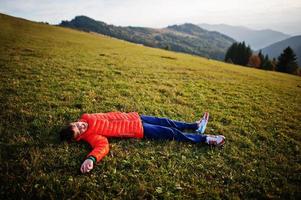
(217, 137, 225, 147)
(207, 136, 225, 147)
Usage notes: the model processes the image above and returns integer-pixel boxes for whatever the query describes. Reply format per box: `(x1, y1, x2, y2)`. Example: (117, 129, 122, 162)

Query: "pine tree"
(277, 46, 299, 74)
(225, 42, 252, 66)
(262, 55, 273, 70)
(258, 50, 264, 69)
(272, 58, 277, 70)
(225, 43, 236, 63)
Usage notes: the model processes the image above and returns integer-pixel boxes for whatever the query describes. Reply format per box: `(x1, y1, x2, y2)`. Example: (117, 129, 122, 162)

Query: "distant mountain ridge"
(59, 16, 235, 60)
(261, 35, 301, 66)
(198, 23, 290, 50)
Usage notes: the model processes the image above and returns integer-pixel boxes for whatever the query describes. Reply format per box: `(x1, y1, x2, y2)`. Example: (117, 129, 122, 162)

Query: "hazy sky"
(1, 0, 301, 35)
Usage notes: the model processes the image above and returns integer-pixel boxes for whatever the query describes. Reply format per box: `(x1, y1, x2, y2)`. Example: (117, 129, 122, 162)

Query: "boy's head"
(59, 122, 88, 142)
(59, 124, 75, 142)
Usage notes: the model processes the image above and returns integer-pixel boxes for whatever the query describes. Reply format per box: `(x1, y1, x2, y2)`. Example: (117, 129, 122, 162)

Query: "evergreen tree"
(272, 58, 277, 70)
(277, 46, 299, 74)
(258, 50, 264, 69)
(225, 43, 236, 63)
(262, 55, 274, 70)
(225, 42, 252, 66)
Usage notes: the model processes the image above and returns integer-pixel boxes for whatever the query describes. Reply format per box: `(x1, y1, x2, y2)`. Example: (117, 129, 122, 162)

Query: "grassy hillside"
(0, 13, 300, 199)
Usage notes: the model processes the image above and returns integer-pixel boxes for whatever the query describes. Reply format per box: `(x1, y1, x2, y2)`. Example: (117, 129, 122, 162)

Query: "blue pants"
(141, 115, 207, 143)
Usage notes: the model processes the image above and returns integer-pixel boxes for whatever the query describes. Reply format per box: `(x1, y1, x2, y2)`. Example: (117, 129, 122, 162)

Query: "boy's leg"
(140, 115, 198, 131)
(142, 122, 206, 143)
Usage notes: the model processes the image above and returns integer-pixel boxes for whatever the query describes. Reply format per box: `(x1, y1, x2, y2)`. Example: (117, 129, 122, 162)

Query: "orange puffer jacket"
(75, 112, 144, 162)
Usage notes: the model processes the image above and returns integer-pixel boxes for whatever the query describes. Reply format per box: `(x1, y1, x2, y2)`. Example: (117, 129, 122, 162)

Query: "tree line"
(225, 42, 300, 75)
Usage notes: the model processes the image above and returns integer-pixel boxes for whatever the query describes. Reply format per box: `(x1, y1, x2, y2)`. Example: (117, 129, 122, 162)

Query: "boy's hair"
(59, 125, 74, 142)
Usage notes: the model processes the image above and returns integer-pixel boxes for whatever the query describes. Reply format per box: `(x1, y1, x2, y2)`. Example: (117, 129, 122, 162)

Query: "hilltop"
(59, 16, 235, 60)
(0, 13, 301, 199)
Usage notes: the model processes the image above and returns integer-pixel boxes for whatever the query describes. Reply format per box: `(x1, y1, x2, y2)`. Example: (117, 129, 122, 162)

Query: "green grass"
(0, 13, 301, 199)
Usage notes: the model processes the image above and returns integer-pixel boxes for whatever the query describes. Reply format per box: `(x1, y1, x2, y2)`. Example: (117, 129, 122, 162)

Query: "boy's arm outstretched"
(81, 135, 110, 173)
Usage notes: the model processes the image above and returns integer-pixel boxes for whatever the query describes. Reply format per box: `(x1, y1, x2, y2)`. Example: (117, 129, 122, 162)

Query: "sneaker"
(205, 135, 225, 147)
(196, 112, 209, 134)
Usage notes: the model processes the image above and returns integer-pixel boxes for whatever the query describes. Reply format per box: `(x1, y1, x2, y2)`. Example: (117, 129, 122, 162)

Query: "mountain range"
(59, 16, 235, 60)
(198, 23, 290, 50)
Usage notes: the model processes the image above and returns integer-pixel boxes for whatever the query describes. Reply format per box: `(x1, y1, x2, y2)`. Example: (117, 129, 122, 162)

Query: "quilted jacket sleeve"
(86, 134, 110, 163)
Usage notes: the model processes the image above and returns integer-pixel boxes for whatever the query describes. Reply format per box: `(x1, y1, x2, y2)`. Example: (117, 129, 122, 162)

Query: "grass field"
(0, 13, 301, 199)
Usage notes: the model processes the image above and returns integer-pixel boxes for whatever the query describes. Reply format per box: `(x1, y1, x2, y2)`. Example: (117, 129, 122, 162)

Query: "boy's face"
(70, 122, 88, 138)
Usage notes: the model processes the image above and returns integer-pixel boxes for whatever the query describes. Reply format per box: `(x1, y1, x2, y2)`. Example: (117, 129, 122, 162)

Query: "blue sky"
(1, 0, 301, 35)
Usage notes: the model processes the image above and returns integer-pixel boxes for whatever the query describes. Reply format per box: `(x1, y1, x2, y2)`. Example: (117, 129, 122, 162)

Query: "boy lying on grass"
(60, 112, 225, 173)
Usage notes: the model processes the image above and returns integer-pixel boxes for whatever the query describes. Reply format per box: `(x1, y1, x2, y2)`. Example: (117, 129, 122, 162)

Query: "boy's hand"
(80, 159, 94, 173)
